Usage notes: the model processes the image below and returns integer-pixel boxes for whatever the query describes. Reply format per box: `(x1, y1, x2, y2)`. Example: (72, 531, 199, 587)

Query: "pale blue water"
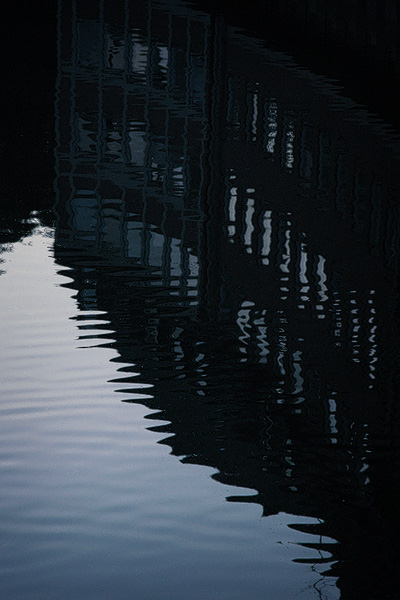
(0, 226, 339, 600)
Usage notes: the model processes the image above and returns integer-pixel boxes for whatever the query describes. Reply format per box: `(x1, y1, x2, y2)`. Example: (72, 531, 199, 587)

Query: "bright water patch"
(0, 227, 339, 599)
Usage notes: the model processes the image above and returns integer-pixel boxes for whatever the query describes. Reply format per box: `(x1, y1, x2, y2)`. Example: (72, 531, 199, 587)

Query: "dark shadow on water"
(191, 0, 400, 132)
(0, 2, 56, 244)
(53, 1, 400, 598)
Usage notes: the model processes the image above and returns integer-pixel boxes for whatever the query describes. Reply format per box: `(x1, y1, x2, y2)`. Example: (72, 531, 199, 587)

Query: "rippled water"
(0, 227, 340, 599)
(1, 1, 400, 598)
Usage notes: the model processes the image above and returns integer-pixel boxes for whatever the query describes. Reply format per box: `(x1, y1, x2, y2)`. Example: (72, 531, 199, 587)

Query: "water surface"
(1, 1, 400, 598)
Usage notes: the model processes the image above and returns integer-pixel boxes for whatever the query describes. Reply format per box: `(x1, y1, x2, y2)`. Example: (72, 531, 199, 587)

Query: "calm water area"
(1, 1, 400, 598)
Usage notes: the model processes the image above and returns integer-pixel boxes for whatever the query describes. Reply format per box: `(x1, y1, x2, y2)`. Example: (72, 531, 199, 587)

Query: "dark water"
(1, 1, 400, 598)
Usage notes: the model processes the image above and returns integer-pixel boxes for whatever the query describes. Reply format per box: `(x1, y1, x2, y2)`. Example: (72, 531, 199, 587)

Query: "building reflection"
(54, 1, 400, 598)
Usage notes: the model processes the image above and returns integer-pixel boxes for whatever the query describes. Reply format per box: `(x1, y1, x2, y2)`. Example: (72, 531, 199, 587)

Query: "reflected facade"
(54, 1, 400, 598)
